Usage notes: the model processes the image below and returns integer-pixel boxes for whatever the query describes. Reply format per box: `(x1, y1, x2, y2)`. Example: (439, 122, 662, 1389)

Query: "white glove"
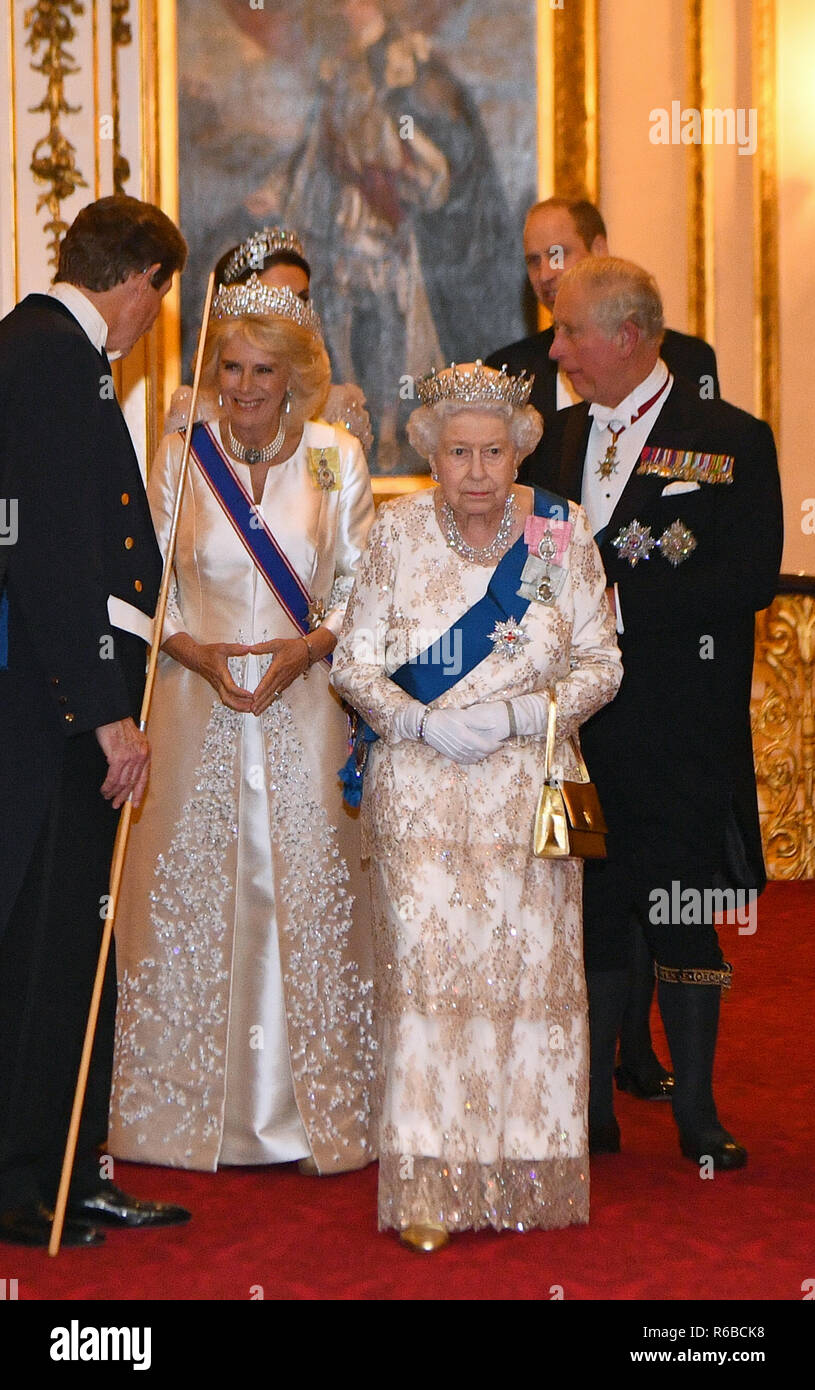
(389, 700, 425, 745)
(504, 692, 551, 738)
(454, 701, 511, 750)
(422, 709, 502, 764)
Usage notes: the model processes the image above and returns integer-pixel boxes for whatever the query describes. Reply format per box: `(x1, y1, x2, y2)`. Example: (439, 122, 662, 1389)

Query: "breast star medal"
(307, 447, 340, 491)
(488, 618, 530, 658)
(612, 520, 655, 566)
(656, 520, 697, 566)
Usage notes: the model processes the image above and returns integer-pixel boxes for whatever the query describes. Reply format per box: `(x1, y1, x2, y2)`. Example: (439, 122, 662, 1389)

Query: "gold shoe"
(297, 1156, 320, 1176)
(399, 1223, 450, 1253)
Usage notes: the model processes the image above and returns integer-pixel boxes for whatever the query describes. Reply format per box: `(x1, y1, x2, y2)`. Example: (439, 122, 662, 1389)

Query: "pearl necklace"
(227, 414, 286, 465)
(441, 492, 517, 563)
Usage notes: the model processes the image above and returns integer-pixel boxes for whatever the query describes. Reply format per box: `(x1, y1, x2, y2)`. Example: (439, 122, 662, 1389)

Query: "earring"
(284, 389, 292, 415)
(218, 393, 224, 408)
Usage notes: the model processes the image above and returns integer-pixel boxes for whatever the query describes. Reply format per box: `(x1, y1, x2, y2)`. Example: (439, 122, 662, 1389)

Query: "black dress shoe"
(0, 1202, 104, 1247)
(615, 1063, 675, 1101)
(679, 1130, 748, 1170)
(67, 1184, 191, 1228)
(589, 1118, 621, 1155)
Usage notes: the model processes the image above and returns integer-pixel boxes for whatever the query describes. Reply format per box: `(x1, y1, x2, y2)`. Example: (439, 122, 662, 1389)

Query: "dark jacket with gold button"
(0, 294, 162, 926)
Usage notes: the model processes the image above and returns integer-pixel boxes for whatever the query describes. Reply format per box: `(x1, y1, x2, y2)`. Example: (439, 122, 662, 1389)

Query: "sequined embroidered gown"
(331, 491, 622, 1231)
(108, 419, 376, 1173)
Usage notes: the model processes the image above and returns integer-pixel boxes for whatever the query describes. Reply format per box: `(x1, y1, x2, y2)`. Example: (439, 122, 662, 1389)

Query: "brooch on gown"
(489, 617, 530, 658)
(307, 447, 340, 491)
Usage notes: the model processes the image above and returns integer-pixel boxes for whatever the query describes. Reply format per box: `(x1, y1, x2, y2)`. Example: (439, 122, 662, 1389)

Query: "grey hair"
(560, 256, 665, 343)
(407, 400, 543, 462)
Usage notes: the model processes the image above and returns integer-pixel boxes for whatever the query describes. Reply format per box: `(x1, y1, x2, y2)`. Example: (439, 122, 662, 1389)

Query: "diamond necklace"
(227, 413, 286, 465)
(441, 492, 517, 563)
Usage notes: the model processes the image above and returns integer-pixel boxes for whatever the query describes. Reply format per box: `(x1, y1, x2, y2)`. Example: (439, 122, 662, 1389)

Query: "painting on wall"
(176, 0, 538, 473)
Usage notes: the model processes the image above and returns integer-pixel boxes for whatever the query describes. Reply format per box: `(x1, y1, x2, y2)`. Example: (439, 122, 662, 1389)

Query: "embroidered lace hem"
(377, 1154, 589, 1233)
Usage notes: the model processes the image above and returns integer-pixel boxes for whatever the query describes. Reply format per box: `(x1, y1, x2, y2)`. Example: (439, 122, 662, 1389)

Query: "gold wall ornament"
(685, 0, 713, 343)
(752, 0, 779, 438)
(552, 0, 598, 202)
(25, 0, 88, 266)
(752, 591, 815, 879)
(111, 0, 131, 194)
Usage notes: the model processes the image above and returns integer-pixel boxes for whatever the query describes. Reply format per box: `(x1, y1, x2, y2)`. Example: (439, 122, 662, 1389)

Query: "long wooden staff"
(49, 272, 216, 1256)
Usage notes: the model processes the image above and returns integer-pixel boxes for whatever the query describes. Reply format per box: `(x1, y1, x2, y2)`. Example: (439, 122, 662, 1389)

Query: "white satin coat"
(108, 420, 376, 1173)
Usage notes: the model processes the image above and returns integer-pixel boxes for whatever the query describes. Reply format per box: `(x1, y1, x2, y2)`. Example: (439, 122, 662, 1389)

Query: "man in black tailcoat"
(0, 196, 190, 1245)
(486, 197, 719, 480)
(525, 256, 782, 1168)
(489, 199, 721, 1103)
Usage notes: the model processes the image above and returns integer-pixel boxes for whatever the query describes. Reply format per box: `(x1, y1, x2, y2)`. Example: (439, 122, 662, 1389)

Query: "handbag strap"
(545, 693, 590, 784)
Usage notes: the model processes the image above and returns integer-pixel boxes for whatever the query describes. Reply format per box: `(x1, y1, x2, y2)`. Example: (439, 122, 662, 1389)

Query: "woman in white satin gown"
(108, 278, 376, 1175)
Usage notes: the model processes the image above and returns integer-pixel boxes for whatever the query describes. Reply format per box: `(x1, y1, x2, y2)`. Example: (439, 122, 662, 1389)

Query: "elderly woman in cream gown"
(331, 362, 622, 1248)
(108, 279, 375, 1175)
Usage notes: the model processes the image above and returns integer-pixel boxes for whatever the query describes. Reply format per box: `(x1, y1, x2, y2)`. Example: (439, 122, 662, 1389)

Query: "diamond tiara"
(210, 275, 323, 339)
(416, 359, 534, 409)
(221, 226, 306, 285)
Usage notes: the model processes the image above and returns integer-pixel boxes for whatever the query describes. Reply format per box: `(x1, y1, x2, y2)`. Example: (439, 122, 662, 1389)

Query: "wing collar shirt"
(47, 282, 119, 358)
(581, 357, 672, 538)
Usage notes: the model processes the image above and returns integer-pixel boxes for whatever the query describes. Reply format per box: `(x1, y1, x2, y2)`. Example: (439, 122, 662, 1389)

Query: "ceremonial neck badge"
(594, 376, 671, 480)
(597, 423, 625, 480)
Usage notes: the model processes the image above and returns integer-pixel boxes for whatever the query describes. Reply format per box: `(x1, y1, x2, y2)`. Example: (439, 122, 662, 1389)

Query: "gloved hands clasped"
(389, 693, 553, 764)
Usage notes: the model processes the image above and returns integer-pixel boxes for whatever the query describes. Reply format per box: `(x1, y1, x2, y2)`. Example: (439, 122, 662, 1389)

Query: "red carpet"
(3, 882, 813, 1303)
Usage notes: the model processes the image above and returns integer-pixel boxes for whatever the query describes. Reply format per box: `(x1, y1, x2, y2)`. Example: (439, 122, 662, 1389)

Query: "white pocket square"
(661, 481, 701, 496)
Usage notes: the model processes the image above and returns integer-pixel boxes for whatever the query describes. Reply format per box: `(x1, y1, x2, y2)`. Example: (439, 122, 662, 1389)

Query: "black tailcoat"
(0, 295, 162, 1206)
(486, 325, 719, 485)
(524, 378, 782, 969)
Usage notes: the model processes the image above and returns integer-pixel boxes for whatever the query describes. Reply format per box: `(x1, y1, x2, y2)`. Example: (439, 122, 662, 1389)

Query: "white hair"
(407, 400, 543, 462)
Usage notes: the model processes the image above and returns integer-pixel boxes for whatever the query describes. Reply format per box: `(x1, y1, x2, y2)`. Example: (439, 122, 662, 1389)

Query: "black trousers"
(0, 733, 118, 1209)
(583, 853, 728, 975)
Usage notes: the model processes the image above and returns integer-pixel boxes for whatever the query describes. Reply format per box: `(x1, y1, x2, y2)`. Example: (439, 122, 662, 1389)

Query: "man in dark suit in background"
(486, 197, 719, 476)
(526, 256, 781, 1168)
(0, 196, 190, 1245)
(488, 199, 720, 1102)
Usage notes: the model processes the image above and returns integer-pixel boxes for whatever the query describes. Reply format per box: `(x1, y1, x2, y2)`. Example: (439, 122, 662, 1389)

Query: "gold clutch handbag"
(533, 696, 607, 860)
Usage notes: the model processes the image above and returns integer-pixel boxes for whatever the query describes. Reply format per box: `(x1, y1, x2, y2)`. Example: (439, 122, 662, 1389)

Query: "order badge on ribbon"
(307, 446, 340, 491)
(517, 516, 572, 604)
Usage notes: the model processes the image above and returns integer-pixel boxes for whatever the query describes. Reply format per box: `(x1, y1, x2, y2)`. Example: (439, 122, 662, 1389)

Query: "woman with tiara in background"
(165, 226, 373, 456)
(108, 274, 376, 1177)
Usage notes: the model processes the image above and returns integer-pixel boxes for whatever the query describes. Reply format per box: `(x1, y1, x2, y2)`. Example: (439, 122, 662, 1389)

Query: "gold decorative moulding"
(752, 587, 815, 880)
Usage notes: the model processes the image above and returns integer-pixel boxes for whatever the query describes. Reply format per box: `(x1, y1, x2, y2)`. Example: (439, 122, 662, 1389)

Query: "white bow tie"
(590, 404, 629, 432)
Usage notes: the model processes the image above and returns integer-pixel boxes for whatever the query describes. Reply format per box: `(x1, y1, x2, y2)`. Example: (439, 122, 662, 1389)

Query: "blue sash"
(340, 487, 568, 805)
(191, 423, 327, 658)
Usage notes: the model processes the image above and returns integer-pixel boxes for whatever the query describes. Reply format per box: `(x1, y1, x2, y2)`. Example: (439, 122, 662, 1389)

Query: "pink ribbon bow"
(524, 516, 573, 567)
